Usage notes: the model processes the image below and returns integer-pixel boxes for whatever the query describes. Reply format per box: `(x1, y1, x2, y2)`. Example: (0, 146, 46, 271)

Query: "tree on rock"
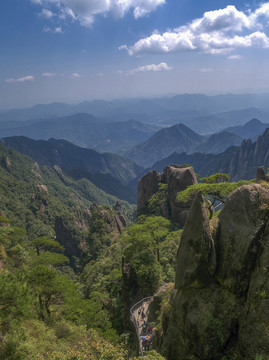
(177, 174, 253, 219)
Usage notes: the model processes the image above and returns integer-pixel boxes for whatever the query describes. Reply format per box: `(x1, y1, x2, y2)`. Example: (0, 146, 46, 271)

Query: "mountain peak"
(246, 118, 262, 125)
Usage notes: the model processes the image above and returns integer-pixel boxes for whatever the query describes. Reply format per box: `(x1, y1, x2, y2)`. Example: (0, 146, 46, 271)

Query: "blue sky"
(1, 0, 269, 109)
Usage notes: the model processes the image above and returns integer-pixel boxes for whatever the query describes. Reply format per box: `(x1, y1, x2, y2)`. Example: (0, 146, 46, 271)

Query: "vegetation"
(177, 173, 254, 218)
(122, 216, 181, 294)
(2, 141, 261, 359)
(147, 184, 169, 216)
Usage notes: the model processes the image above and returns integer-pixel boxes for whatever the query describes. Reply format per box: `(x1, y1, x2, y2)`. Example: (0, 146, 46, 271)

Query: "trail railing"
(130, 296, 152, 356)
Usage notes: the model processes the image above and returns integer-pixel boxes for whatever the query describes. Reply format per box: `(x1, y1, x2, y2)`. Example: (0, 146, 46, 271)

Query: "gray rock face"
(137, 165, 197, 227)
(164, 184, 269, 360)
(137, 170, 162, 213)
(175, 191, 216, 289)
(164, 165, 197, 226)
(257, 165, 269, 183)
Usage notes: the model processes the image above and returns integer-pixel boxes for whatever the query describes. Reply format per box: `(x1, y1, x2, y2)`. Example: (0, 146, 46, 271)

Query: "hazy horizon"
(3, 90, 269, 112)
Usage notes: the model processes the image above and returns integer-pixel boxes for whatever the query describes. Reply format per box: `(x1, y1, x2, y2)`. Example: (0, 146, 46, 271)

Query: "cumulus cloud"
(120, 3, 269, 56)
(6, 76, 35, 83)
(31, 0, 165, 27)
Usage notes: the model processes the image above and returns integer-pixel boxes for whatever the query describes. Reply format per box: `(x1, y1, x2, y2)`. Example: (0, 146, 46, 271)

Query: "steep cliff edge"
(163, 184, 269, 359)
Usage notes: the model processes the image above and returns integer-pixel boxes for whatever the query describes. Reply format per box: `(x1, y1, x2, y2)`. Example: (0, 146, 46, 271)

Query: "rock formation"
(257, 165, 269, 183)
(163, 165, 197, 225)
(137, 165, 197, 227)
(163, 184, 269, 360)
(137, 170, 162, 212)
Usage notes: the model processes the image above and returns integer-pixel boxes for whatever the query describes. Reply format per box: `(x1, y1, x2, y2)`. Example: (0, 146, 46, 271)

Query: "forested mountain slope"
(0, 136, 144, 187)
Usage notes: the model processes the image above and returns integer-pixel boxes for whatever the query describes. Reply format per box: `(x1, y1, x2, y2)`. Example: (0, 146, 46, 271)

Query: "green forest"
(0, 145, 176, 359)
(0, 144, 258, 359)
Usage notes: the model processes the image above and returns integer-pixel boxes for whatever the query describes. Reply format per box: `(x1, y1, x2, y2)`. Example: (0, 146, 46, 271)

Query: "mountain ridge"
(152, 128, 269, 181)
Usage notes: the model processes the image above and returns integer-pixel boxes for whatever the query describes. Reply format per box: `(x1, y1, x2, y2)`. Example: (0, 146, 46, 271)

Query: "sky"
(1, 0, 269, 109)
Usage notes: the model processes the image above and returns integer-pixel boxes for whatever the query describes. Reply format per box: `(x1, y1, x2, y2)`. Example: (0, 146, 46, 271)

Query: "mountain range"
(0, 114, 158, 153)
(1, 93, 269, 134)
(124, 120, 269, 168)
(152, 128, 269, 181)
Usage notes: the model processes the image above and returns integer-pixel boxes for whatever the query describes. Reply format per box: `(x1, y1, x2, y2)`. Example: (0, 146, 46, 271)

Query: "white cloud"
(188, 5, 251, 34)
(120, 3, 269, 56)
(40, 8, 55, 18)
(43, 25, 63, 33)
(42, 72, 57, 77)
(6, 76, 35, 83)
(71, 73, 81, 79)
(121, 62, 172, 75)
(31, 0, 165, 27)
(251, 2, 269, 25)
(227, 54, 242, 60)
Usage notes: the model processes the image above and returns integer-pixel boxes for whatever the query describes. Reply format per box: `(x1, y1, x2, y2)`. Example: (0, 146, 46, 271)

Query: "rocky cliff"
(163, 183, 269, 360)
(137, 165, 197, 227)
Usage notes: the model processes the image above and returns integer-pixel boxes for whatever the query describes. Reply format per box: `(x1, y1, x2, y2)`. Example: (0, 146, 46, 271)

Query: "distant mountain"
(221, 118, 269, 140)
(0, 114, 158, 153)
(123, 123, 204, 168)
(2, 93, 269, 127)
(0, 136, 144, 196)
(152, 128, 269, 181)
(194, 131, 242, 154)
(185, 108, 269, 134)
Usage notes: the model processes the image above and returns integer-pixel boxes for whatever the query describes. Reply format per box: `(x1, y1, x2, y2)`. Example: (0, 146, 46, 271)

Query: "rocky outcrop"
(163, 165, 197, 226)
(54, 216, 82, 260)
(137, 170, 162, 212)
(163, 184, 269, 360)
(257, 165, 269, 183)
(137, 165, 197, 227)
